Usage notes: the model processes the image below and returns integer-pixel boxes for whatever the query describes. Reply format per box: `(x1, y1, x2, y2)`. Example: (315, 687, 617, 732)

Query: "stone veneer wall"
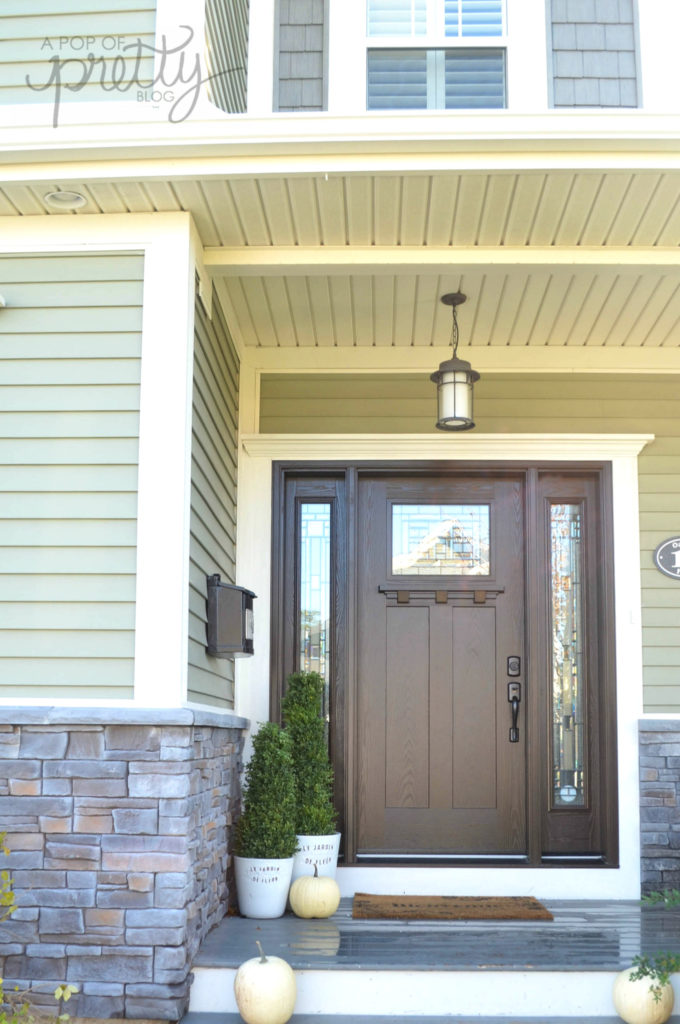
(0, 708, 247, 1021)
(640, 719, 680, 894)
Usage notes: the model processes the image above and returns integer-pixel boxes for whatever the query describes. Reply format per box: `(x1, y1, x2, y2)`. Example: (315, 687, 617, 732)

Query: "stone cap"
(0, 706, 249, 729)
(639, 718, 680, 732)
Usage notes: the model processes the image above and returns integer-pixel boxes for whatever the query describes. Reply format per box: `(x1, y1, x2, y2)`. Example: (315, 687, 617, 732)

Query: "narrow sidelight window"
(550, 503, 585, 808)
(299, 503, 332, 722)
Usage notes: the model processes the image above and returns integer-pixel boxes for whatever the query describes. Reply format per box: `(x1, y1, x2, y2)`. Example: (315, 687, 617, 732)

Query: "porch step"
(184, 1016, 638, 1024)
(186, 900, 680, 1019)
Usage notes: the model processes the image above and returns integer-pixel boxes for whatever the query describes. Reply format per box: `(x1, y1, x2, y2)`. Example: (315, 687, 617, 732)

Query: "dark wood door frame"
(270, 460, 618, 868)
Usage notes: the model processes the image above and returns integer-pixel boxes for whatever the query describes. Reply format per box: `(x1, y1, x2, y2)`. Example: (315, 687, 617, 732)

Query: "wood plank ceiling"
(3, 168, 679, 349)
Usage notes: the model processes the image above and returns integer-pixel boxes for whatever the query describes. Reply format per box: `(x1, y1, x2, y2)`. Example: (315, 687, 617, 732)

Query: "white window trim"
(331, 0, 549, 113)
(236, 431, 651, 899)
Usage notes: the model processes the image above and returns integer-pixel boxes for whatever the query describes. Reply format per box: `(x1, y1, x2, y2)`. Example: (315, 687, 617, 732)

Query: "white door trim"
(235, 432, 653, 898)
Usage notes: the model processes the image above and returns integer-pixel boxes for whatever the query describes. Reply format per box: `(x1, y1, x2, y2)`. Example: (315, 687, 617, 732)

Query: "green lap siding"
(260, 371, 680, 713)
(0, 1, 156, 106)
(0, 252, 143, 699)
(187, 292, 239, 709)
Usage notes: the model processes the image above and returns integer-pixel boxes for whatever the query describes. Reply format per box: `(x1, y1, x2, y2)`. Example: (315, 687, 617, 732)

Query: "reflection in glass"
(299, 504, 331, 725)
(392, 504, 489, 575)
(550, 504, 585, 808)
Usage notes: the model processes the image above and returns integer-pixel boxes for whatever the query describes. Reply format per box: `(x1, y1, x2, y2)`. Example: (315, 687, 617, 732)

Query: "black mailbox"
(206, 575, 256, 657)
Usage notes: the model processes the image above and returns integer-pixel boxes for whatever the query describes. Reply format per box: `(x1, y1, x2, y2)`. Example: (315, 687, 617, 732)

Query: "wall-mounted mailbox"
(206, 575, 256, 657)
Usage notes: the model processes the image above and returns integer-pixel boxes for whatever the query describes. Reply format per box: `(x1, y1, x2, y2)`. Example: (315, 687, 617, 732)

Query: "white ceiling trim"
(241, 433, 654, 461)
(206, 245, 680, 275)
(240, 346, 680, 374)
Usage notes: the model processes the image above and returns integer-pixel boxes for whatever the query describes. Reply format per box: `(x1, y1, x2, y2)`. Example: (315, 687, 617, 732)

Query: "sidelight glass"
(299, 503, 331, 723)
(392, 503, 489, 575)
(550, 504, 585, 808)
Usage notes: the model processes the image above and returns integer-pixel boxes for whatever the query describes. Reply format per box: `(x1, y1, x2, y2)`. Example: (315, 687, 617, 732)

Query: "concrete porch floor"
(193, 898, 680, 972)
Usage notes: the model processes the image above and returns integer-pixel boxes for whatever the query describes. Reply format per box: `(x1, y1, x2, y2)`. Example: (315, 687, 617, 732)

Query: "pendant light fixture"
(430, 291, 480, 431)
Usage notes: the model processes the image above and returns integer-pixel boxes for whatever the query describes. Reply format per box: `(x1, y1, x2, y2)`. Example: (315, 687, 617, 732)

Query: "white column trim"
(134, 219, 196, 707)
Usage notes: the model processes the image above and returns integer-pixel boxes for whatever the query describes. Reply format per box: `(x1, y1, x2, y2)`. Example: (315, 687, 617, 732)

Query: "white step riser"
(190, 967, 639, 1017)
(334, 867, 639, 900)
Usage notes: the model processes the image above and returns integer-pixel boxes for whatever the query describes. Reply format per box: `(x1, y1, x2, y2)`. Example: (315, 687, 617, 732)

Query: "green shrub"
(234, 722, 298, 859)
(281, 671, 337, 836)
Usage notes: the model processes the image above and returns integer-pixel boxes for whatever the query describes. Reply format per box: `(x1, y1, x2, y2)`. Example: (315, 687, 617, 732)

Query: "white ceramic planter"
(613, 967, 675, 1024)
(291, 832, 341, 882)
(234, 855, 294, 919)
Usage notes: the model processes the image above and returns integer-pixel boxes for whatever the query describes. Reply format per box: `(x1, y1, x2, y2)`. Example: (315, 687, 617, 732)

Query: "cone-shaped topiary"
(281, 671, 337, 836)
(234, 722, 298, 859)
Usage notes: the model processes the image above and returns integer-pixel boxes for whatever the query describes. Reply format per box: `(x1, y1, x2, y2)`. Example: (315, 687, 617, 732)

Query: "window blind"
(367, 0, 427, 36)
(367, 0, 504, 37)
(445, 1, 504, 37)
(367, 47, 505, 108)
(444, 49, 505, 106)
(367, 49, 428, 107)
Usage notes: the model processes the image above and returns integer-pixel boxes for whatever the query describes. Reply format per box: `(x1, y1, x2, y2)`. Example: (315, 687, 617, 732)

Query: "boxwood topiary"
(234, 722, 298, 859)
(281, 671, 337, 836)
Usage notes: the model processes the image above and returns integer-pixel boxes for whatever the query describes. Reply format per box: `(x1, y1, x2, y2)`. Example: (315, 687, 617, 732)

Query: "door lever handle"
(508, 681, 521, 743)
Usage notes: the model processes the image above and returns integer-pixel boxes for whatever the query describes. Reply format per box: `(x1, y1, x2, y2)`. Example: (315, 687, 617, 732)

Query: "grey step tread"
(183, 1016, 680, 1024)
(193, 900, 680, 972)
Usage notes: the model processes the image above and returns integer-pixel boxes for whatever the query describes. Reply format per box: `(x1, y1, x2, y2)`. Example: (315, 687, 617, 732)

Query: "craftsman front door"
(356, 473, 525, 858)
(270, 462, 618, 867)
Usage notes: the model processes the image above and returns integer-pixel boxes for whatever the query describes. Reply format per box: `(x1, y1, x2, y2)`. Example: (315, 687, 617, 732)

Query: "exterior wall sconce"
(206, 575, 256, 657)
(430, 292, 480, 431)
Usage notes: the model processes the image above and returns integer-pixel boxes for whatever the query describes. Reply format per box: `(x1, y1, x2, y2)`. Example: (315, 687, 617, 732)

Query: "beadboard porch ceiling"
(3, 166, 679, 350)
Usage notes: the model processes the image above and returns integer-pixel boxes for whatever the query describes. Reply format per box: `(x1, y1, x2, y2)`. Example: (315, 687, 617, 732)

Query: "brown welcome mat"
(352, 893, 553, 921)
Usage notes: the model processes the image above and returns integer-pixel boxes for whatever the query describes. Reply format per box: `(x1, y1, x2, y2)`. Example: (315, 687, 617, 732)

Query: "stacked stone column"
(640, 719, 680, 894)
(0, 708, 246, 1020)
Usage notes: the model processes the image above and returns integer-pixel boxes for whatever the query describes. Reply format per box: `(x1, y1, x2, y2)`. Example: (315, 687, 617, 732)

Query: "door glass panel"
(299, 503, 331, 722)
(550, 503, 585, 808)
(392, 504, 490, 575)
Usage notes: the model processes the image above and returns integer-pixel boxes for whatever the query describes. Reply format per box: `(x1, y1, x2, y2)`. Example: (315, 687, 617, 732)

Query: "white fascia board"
(0, 212, 199, 709)
(1, 112, 680, 174)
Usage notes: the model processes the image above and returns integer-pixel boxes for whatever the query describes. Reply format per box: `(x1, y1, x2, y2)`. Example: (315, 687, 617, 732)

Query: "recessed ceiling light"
(43, 190, 87, 211)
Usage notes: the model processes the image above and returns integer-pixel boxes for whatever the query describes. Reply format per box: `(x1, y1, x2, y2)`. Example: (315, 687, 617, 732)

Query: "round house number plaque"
(653, 537, 680, 579)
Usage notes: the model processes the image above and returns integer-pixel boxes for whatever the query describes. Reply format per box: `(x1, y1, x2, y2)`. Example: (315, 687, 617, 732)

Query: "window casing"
(366, 0, 507, 109)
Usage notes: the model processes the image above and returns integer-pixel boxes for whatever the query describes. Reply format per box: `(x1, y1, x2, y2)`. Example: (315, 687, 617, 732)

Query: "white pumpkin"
(289, 863, 341, 919)
(613, 967, 674, 1024)
(234, 941, 296, 1024)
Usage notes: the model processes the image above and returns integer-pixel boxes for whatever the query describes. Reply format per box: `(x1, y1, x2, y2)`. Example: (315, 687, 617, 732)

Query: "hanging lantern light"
(430, 292, 480, 431)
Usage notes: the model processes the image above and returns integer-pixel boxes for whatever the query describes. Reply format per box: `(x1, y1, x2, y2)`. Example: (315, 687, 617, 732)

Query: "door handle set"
(508, 681, 521, 743)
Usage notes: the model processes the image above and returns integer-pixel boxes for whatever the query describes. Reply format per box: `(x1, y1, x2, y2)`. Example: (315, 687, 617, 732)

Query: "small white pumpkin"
(613, 966, 674, 1024)
(289, 863, 341, 919)
(234, 940, 296, 1024)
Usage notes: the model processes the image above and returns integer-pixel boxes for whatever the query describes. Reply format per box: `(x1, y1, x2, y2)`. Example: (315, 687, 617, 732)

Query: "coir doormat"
(352, 893, 554, 921)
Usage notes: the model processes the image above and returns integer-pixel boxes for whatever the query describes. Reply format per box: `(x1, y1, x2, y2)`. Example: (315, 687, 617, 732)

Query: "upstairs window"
(366, 0, 507, 109)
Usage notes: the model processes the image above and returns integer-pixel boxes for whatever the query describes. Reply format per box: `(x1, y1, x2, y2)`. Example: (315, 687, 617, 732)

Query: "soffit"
(1, 167, 678, 349)
(3, 169, 680, 247)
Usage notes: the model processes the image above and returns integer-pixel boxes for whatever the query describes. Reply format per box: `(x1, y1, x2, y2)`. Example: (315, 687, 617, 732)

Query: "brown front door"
(355, 473, 526, 859)
(271, 461, 618, 867)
